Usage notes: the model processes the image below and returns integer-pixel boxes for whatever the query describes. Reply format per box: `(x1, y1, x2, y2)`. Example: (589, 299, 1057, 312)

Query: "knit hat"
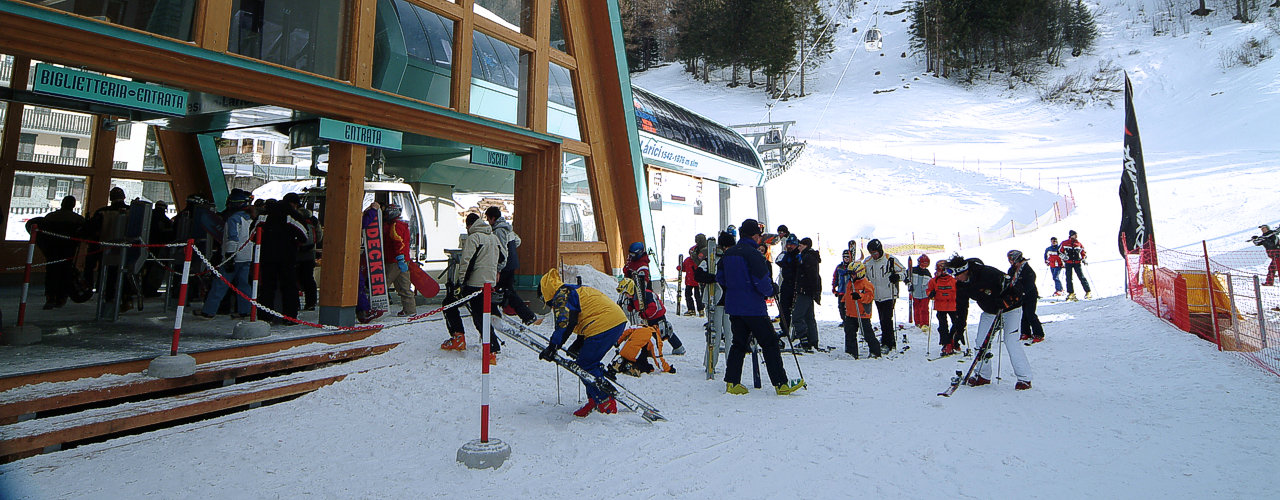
(799, 237, 813, 247)
(739, 219, 762, 238)
(1068, 230, 1077, 237)
(785, 235, 799, 247)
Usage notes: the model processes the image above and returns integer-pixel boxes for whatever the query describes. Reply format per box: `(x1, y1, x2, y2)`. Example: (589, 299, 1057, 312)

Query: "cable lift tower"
(730, 105, 806, 182)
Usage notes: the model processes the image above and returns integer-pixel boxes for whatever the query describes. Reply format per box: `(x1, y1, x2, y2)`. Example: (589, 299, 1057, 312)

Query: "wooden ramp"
(0, 337, 398, 463)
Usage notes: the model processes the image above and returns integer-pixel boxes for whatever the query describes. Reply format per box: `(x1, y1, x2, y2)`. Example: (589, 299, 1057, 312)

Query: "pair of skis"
(494, 316, 666, 422)
(937, 313, 1002, 397)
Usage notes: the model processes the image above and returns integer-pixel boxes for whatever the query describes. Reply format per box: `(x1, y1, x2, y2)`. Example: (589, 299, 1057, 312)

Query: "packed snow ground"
(4, 1, 1280, 498)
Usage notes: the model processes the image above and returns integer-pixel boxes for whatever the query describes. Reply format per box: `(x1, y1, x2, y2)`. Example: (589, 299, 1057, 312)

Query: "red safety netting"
(1124, 236, 1280, 377)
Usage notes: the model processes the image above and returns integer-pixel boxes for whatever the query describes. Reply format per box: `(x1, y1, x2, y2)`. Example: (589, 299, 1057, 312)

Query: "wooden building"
(0, 0, 654, 326)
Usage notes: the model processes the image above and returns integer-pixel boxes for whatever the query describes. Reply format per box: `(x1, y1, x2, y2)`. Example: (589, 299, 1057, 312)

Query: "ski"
(939, 312, 1004, 397)
(495, 317, 666, 422)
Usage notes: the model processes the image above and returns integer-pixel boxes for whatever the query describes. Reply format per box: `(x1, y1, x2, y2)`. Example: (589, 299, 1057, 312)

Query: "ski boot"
(1031, 336, 1045, 344)
(1066, 293, 1078, 302)
(1020, 333, 1031, 341)
(573, 398, 599, 417)
(671, 345, 686, 356)
(775, 379, 806, 395)
(440, 333, 467, 351)
(1084, 291, 1093, 300)
(941, 343, 956, 356)
(966, 375, 991, 387)
(726, 382, 749, 395)
(595, 397, 618, 414)
(1015, 380, 1032, 390)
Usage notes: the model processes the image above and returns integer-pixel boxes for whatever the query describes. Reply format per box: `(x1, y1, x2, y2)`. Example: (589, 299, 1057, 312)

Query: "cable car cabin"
(863, 28, 883, 52)
(764, 128, 782, 145)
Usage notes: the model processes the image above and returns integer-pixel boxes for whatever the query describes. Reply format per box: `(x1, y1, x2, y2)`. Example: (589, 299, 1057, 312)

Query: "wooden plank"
(527, 0, 551, 133)
(0, 343, 398, 421)
(348, 0, 379, 87)
(196, 0, 234, 52)
(451, 0, 476, 113)
(0, 374, 349, 460)
(0, 327, 381, 392)
(513, 147, 561, 276)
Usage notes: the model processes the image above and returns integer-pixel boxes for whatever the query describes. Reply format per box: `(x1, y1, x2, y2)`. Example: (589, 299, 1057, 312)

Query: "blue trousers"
(203, 261, 251, 316)
(576, 323, 625, 401)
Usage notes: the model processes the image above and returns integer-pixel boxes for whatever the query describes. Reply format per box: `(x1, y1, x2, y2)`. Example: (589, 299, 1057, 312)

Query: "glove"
(850, 292, 861, 300)
(890, 272, 900, 283)
(396, 255, 409, 273)
(539, 343, 560, 362)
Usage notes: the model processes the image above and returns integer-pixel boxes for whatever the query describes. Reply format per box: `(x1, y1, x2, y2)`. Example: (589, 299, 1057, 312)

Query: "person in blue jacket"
(717, 218, 806, 395)
(538, 268, 628, 417)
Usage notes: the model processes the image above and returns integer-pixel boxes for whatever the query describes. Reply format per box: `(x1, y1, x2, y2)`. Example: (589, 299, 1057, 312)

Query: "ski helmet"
(918, 254, 930, 267)
(848, 261, 867, 279)
(867, 239, 883, 253)
(725, 225, 737, 237)
(384, 203, 402, 220)
(226, 189, 252, 210)
(616, 277, 638, 297)
(629, 242, 645, 256)
(1007, 249, 1024, 263)
(785, 235, 799, 247)
(841, 249, 853, 260)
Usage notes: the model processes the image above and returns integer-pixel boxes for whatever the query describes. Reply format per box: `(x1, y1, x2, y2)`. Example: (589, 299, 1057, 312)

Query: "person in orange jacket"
(841, 261, 881, 358)
(927, 260, 967, 356)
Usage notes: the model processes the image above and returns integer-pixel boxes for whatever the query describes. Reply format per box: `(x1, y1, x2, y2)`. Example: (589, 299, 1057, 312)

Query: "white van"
(253, 180, 430, 262)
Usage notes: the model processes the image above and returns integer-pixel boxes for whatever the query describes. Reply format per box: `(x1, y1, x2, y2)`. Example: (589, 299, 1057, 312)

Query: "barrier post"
(17, 224, 36, 327)
(977, 228, 982, 246)
(1202, 241, 1221, 350)
(1255, 276, 1267, 348)
(1122, 234, 1131, 300)
(481, 282, 492, 442)
(250, 226, 262, 322)
(1010, 219, 1015, 237)
(457, 282, 510, 469)
(172, 239, 194, 356)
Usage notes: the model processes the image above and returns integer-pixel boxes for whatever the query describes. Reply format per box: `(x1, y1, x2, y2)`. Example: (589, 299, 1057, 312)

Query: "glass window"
(1, 54, 12, 87)
(546, 63, 580, 140)
(18, 106, 94, 168)
(229, 0, 348, 79)
(373, 0, 453, 107)
(113, 124, 167, 173)
(549, 0, 566, 53)
(473, 0, 531, 34)
(18, 0, 197, 41)
(7, 171, 87, 241)
(469, 31, 528, 126)
(560, 153, 596, 241)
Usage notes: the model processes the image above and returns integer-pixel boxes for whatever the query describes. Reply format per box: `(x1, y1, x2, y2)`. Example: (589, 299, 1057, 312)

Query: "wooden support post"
(318, 143, 366, 326)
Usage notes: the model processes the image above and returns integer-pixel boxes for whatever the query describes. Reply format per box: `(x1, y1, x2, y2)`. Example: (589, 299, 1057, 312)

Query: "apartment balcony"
(220, 153, 296, 165)
(17, 152, 90, 168)
(21, 110, 94, 138)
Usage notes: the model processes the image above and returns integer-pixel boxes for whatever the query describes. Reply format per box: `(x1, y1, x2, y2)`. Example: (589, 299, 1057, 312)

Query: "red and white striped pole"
(250, 226, 262, 322)
(480, 282, 492, 443)
(17, 224, 36, 327)
(171, 239, 194, 356)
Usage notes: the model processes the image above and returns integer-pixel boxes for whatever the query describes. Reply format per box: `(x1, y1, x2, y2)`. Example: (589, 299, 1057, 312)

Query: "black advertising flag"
(1119, 73, 1156, 262)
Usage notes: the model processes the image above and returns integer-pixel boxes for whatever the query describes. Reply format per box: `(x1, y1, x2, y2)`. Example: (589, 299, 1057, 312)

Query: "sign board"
(362, 208, 391, 312)
(31, 63, 187, 116)
(469, 146, 522, 171)
(319, 118, 403, 151)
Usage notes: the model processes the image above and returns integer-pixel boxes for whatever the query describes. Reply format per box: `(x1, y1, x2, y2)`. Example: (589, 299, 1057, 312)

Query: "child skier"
(617, 277, 686, 355)
(927, 260, 965, 356)
(841, 261, 881, 358)
(538, 268, 628, 417)
(907, 254, 932, 333)
(607, 325, 675, 377)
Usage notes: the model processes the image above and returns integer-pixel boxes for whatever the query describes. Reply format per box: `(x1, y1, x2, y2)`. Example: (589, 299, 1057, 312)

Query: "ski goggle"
(945, 263, 968, 276)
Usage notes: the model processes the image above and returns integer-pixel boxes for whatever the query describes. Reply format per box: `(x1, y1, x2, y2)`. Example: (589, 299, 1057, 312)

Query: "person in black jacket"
(1008, 250, 1044, 344)
(775, 235, 801, 339)
(790, 237, 823, 351)
(945, 254, 1032, 390)
(258, 194, 308, 325)
(34, 196, 85, 309)
(1251, 224, 1280, 286)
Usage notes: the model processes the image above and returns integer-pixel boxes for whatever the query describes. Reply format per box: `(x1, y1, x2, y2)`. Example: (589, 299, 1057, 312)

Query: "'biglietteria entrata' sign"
(31, 63, 187, 116)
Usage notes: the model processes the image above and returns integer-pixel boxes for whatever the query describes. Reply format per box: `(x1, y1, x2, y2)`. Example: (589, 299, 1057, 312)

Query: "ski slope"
(4, 1, 1280, 498)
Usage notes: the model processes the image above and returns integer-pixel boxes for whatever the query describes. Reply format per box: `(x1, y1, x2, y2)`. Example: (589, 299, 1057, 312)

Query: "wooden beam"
(549, 49, 576, 71)
(0, 327, 381, 391)
(0, 57, 29, 242)
(195, 0, 233, 52)
(317, 142, 365, 321)
(348, 0, 379, 87)
(513, 146, 561, 276)
(451, 0, 476, 113)
(528, 0, 551, 133)
(474, 17, 536, 53)
(0, 343, 398, 422)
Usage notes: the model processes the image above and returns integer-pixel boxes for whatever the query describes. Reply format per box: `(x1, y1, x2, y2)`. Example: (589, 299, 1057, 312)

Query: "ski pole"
(782, 324, 807, 389)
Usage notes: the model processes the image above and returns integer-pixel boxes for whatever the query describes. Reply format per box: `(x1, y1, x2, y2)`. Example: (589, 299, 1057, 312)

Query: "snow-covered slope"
(3, 1, 1279, 498)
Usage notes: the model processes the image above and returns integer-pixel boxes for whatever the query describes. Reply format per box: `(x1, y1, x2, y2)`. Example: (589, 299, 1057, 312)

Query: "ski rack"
(494, 316, 667, 422)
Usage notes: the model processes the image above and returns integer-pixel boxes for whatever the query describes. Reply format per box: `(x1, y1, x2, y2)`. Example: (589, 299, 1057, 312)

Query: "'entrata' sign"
(469, 147, 522, 170)
(31, 63, 187, 116)
(319, 118, 403, 151)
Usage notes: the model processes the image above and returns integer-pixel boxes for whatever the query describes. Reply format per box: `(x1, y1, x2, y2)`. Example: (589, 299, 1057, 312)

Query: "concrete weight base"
(232, 321, 271, 339)
(148, 353, 196, 378)
(457, 438, 511, 469)
(5, 324, 42, 345)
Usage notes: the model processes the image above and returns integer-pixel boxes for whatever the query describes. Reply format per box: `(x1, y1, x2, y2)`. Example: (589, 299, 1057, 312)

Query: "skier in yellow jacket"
(538, 268, 628, 417)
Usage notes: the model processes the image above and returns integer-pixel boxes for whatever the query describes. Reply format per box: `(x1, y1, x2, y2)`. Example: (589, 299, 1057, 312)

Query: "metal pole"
(1255, 276, 1267, 349)
(172, 239, 194, 356)
(1202, 241, 1221, 350)
(481, 283, 492, 443)
(250, 226, 262, 322)
(1225, 273, 1239, 348)
(17, 224, 36, 327)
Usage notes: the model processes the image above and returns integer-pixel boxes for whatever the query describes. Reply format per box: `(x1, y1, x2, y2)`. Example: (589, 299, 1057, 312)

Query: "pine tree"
(793, 0, 837, 96)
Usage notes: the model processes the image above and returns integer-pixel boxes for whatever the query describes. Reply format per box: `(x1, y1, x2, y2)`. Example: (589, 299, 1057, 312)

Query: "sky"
(4, 1, 1280, 498)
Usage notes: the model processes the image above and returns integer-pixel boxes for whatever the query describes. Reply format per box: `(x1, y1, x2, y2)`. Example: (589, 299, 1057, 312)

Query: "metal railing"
(21, 110, 94, 137)
(17, 152, 90, 167)
(220, 153, 296, 165)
